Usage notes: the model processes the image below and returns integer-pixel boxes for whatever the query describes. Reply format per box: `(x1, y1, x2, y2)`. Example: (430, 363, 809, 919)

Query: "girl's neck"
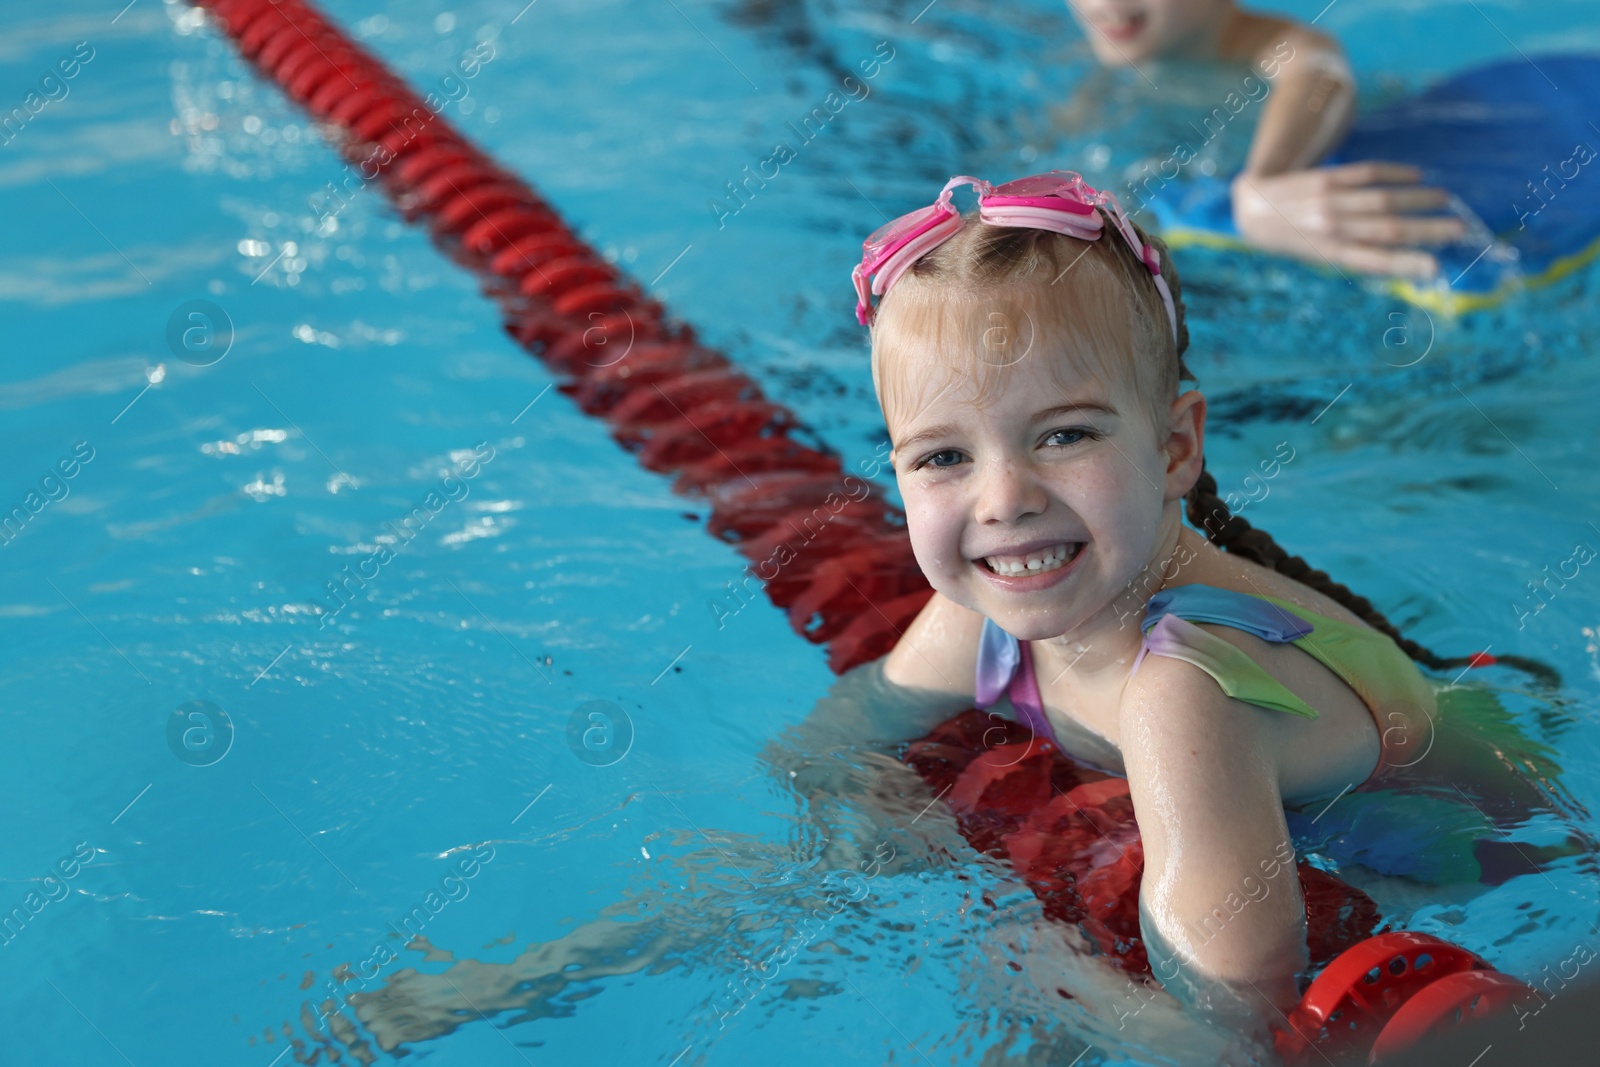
(1028, 510, 1194, 695)
(1160, 3, 1237, 61)
(1163, 5, 1274, 64)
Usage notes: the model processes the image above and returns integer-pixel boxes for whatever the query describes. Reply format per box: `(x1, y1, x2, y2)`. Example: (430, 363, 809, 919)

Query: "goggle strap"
(977, 204, 1103, 238)
(1151, 271, 1179, 345)
(873, 217, 963, 298)
(852, 263, 873, 326)
(1092, 192, 1180, 347)
(858, 213, 965, 324)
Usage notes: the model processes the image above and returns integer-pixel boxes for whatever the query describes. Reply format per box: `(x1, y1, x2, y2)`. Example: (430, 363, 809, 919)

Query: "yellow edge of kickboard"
(1162, 229, 1253, 255)
(1388, 232, 1600, 315)
(1162, 227, 1600, 316)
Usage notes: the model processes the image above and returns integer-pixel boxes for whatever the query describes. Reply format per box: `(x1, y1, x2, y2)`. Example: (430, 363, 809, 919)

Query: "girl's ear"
(1163, 389, 1206, 502)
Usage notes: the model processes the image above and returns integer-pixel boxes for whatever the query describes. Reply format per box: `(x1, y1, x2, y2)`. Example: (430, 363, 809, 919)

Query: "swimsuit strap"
(1137, 582, 1448, 779)
(1149, 585, 1418, 710)
(1142, 584, 1314, 644)
(976, 582, 1324, 738)
(975, 616, 1020, 707)
(1253, 593, 1430, 725)
(1135, 584, 1321, 719)
(974, 617, 1059, 743)
(1134, 614, 1320, 719)
(974, 585, 1428, 779)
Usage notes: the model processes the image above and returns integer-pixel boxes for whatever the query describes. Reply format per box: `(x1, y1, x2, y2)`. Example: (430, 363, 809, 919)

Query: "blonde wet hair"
(868, 211, 1192, 437)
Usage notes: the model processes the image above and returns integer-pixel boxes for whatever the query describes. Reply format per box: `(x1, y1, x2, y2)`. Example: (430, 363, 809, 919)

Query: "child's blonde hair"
(868, 212, 1191, 436)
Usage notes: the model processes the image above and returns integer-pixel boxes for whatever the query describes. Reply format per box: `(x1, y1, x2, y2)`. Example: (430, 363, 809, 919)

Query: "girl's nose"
(973, 455, 1048, 526)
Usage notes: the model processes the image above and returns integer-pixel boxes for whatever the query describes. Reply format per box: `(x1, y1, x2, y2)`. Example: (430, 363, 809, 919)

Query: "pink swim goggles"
(851, 171, 1177, 342)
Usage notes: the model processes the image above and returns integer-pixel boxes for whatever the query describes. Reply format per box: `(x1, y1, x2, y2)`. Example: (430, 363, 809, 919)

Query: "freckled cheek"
(902, 489, 968, 579)
(1040, 466, 1108, 521)
(1089, 484, 1164, 588)
(1056, 465, 1146, 544)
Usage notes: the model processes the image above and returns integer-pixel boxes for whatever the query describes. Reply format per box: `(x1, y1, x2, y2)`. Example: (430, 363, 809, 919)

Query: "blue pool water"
(3, 0, 1599, 1064)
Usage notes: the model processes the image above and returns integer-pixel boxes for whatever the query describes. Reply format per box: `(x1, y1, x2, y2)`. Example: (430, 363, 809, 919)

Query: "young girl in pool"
(298, 171, 1573, 1063)
(854, 168, 1454, 1018)
(1061, 0, 1467, 276)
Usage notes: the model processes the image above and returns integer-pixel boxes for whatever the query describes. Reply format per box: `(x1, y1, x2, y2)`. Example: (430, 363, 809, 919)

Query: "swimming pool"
(3, 0, 1599, 1063)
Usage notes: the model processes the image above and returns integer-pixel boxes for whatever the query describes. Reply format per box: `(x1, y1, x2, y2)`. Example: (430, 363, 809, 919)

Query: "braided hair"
(875, 211, 1558, 687)
(1144, 240, 1559, 687)
(1183, 468, 1556, 685)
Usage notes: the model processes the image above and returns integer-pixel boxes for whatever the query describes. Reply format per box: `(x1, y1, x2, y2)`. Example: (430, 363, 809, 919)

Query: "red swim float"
(192, 2, 1531, 1059)
(904, 712, 1536, 1061)
(902, 710, 1381, 979)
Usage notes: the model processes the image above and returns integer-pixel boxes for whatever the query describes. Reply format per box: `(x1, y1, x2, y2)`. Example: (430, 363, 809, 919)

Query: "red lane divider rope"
(193, 0, 930, 673)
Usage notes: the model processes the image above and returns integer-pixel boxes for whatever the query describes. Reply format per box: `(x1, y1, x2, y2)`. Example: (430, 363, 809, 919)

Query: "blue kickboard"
(1157, 54, 1600, 295)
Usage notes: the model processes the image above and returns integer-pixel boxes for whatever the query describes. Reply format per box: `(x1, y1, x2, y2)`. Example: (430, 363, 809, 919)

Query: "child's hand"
(1230, 162, 1468, 278)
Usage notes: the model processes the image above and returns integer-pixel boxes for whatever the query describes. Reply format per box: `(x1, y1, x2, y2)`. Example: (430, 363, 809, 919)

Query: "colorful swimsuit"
(971, 583, 1502, 883)
(974, 583, 1436, 777)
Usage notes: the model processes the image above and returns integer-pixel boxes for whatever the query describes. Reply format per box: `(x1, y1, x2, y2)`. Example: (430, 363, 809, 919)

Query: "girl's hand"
(1230, 162, 1468, 278)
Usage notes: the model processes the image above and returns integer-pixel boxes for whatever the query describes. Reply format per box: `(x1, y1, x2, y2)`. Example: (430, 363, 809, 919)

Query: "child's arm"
(880, 589, 985, 695)
(766, 591, 985, 795)
(1227, 14, 1466, 277)
(1118, 627, 1382, 1019)
(760, 595, 984, 866)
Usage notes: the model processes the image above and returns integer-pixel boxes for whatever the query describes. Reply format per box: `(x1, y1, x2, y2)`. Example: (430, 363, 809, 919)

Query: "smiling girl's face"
(888, 334, 1198, 641)
(873, 233, 1203, 642)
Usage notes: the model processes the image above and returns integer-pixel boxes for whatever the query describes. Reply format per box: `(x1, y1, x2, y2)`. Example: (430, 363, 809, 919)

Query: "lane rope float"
(192, 0, 931, 676)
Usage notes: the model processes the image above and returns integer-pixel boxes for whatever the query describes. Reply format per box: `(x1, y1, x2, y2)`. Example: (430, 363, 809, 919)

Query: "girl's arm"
(767, 590, 986, 806)
(1118, 626, 1382, 1024)
(1237, 19, 1356, 175)
(880, 589, 985, 695)
(1227, 16, 1466, 276)
(763, 602, 984, 869)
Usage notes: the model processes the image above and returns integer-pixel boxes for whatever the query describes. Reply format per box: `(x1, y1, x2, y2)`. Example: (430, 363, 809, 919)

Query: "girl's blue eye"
(1046, 428, 1091, 447)
(926, 449, 964, 469)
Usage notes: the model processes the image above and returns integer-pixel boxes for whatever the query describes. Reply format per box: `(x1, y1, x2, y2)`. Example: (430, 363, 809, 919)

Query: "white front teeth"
(983, 543, 1078, 576)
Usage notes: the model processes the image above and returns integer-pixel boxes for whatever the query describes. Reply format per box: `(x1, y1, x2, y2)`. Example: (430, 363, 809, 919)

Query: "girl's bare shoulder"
(881, 591, 986, 698)
(1225, 9, 1342, 66)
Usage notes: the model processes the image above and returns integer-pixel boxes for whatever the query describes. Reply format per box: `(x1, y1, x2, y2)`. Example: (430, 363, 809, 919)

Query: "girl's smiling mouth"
(1093, 11, 1148, 44)
(975, 540, 1086, 590)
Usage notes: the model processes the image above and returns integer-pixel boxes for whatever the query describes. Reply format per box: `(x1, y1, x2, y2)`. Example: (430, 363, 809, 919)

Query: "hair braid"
(1184, 465, 1560, 687)
(1144, 234, 1557, 687)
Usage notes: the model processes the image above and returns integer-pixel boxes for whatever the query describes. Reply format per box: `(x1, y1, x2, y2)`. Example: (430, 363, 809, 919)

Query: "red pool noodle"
(191, 0, 931, 676)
